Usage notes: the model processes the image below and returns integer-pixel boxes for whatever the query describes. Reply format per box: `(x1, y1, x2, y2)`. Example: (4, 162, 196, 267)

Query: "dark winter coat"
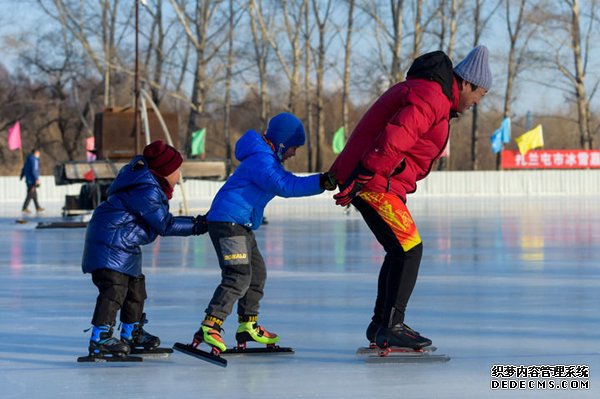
(20, 154, 39, 186)
(328, 51, 459, 202)
(82, 156, 194, 277)
(206, 130, 323, 230)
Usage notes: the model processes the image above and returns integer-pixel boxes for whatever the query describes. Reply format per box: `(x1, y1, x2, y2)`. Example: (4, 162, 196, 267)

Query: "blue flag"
(500, 117, 511, 143)
(490, 117, 511, 154)
(491, 130, 503, 154)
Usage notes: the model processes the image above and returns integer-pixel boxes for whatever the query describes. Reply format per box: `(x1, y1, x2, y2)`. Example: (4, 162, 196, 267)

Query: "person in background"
(329, 46, 492, 350)
(20, 148, 44, 213)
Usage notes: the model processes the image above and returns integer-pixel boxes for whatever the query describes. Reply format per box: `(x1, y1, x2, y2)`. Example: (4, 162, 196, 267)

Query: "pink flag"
(7, 121, 21, 150)
(86, 136, 97, 162)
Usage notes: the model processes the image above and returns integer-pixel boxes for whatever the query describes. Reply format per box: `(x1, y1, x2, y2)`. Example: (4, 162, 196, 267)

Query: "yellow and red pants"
(352, 191, 423, 328)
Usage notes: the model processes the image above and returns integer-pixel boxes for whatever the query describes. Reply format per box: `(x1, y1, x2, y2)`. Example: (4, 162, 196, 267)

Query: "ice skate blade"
(356, 345, 437, 356)
(365, 353, 450, 363)
(130, 347, 173, 358)
(77, 354, 142, 363)
(223, 346, 294, 355)
(173, 342, 227, 367)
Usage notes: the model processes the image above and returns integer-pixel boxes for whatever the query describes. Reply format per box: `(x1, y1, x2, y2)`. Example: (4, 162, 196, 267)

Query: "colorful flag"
(491, 117, 511, 154)
(83, 169, 95, 182)
(332, 127, 346, 154)
(515, 124, 543, 155)
(86, 136, 96, 162)
(500, 117, 511, 143)
(191, 128, 206, 156)
(7, 121, 21, 150)
(490, 130, 502, 154)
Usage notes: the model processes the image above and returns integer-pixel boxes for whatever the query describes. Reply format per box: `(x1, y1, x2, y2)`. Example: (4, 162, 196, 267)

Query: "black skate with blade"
(77, 354, 143, 363)
(129, 347, 174, 357)
(173, 342, 227, 367)
(357, 343, 450, 363)
(124, 314, 173, 358)
(375, 323, 432, 349)
(223, 342, 294, 355)
(360, 323, 450, 363)
(78, 327, 142, 363)
(356, 345, 438, 356)
(364, 346, 450, 363)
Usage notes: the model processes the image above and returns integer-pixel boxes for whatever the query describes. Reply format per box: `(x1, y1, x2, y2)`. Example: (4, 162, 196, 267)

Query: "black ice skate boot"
(375, 323, 432, 350)
(89, 325, 131, 358)
(121, 313, 161, 351)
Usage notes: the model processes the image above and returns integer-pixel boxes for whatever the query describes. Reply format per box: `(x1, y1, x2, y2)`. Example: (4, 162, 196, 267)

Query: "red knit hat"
(143, 140, 183, 177)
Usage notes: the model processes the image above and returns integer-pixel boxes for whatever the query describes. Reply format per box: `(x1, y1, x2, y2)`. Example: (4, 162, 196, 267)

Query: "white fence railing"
(2, 170, 599, 205)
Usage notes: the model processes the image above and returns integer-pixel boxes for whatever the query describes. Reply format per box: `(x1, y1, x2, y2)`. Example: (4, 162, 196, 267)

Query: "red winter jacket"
(329, 76, 459, 202)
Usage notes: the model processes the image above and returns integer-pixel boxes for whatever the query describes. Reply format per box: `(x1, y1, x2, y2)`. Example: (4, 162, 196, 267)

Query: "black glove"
(333, 164, 374, 206)
(319, 172, 337, 191)
(192, 214, 208, 235)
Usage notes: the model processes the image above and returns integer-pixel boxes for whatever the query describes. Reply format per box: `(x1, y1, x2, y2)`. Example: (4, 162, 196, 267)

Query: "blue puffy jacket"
(82, 156, 194, 277)
(206, 130, 323, 229)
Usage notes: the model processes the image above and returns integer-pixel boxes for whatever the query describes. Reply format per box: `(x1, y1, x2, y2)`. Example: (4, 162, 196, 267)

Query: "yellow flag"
(515, 124, 543, 155)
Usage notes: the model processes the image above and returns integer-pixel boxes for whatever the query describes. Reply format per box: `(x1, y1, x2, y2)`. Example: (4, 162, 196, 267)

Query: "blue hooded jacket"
(20, 153, 39, 186)
(206, 130, 323, 229)
(82, 156, 194, 277)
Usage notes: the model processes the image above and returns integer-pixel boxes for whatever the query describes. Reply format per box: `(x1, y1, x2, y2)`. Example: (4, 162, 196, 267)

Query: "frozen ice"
(1, 196, 599, 398)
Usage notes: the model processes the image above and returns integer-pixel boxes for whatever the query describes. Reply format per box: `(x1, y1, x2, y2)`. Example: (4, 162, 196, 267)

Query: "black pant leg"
(22, 185, 34, 210)
(91, 269, 130, 326)
(120, 274, 147, 324)
(388, 244, 422, 325)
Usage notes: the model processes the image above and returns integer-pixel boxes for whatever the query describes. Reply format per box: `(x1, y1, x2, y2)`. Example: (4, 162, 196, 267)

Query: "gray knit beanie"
(454, 45, 492, 91)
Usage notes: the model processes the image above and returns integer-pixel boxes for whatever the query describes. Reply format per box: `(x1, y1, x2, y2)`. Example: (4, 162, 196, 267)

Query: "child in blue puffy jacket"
(187, 112, 336, 354)
(82, 140, 205, 359)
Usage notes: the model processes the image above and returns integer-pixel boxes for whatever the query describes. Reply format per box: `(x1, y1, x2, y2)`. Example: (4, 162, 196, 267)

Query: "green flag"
(191, 128, 206, 156)
(332, 126, 346, 154)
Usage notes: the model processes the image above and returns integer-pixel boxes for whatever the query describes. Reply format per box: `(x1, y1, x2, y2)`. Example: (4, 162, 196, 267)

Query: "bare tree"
(560, 0, 595, 149)
(461, 0, 500, 170)
(496, 0, 538, 169)
(311, 0, 334, 171)
(360, 0, 406, 85)
(169, 0, 228, 154)
(248, 0, 272, 128)
(223, 0, 244, 167)
(438, 0, 460, 57)
(534, 0, 598, 150)
(250, 0, 308, 114)
(341, 0, 356, 142)
(37, 1, 130, 107)
(141, 0, 168, 105)
(303, 0, 314, 171)
(413, 0, 423, 55)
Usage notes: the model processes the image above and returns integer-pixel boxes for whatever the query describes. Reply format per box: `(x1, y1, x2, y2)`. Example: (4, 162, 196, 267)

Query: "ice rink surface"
(1, 196, 599, 398)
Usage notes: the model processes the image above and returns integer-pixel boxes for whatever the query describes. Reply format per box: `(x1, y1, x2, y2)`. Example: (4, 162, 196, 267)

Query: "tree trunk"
(342, 0, 355, 141)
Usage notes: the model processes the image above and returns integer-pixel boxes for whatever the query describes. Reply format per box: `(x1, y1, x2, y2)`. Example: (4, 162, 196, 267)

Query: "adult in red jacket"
(329, 46, 492, 349)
